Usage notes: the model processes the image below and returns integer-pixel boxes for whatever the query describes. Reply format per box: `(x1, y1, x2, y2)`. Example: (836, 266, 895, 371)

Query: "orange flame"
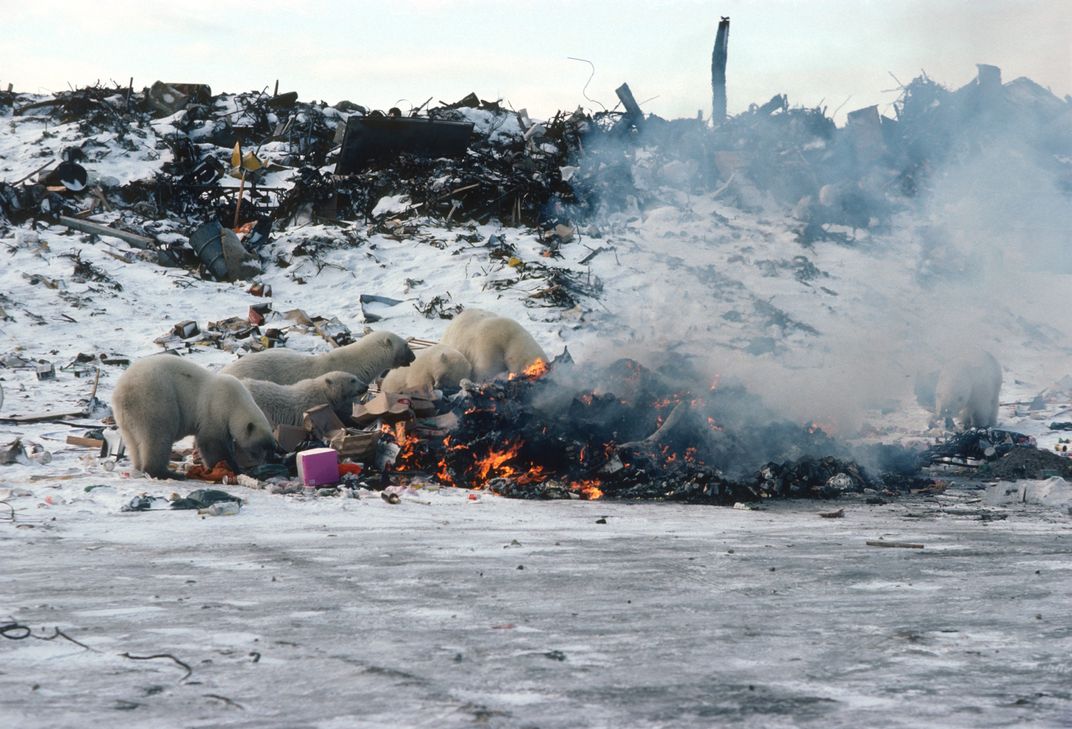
(474, 440, 523, 481)
(380, 422, 421, 471)
(435, 435, 464, 487)
(509, 358, 549, 381)
(570, 479, 604, 500)
(515, 466, 547, 485)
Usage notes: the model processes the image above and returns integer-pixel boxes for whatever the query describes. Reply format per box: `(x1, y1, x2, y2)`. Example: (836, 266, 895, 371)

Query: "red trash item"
(186, 460, 238, 483)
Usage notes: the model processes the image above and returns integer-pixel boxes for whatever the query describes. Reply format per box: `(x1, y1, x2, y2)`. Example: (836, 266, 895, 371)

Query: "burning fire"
(381, 422, 421, 470)
(474, 440, 523, 481)
(435, 435, 467, 487)
(570, 479, 604, 500)
(509, 358, 549, 380)
(515, 466, 546, 485)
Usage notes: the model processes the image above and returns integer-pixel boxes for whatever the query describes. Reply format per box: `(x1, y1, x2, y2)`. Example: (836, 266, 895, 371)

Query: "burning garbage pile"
(387, 357, 926, 504)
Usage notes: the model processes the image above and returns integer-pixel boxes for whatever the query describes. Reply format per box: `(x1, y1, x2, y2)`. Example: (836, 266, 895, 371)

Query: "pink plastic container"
(296, 448, 340, 487)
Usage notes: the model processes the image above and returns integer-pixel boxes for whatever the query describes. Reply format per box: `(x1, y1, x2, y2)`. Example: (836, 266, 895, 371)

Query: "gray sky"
(3, 0, 1070, 122)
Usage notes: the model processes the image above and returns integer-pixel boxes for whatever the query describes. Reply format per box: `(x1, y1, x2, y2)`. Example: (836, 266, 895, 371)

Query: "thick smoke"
(565, 68, 1072, 439)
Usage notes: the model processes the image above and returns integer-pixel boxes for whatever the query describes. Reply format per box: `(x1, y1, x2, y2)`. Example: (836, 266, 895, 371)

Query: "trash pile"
(4, 58, 1070, 504)
(922, 427, 1072, 480)
(3, 61, 1066, 289)
(155, 305, 353, 354)
(384, 357, 928, 503)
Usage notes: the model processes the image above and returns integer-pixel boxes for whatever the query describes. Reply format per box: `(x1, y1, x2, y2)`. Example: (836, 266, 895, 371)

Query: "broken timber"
(616, 401, 689, 453)
(56, 216, 155, 250)
(866, 540, 925, 549)
(615, 83, 644, 130)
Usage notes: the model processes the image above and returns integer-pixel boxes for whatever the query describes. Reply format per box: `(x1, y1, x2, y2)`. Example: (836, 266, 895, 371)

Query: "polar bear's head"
(389, 334, 417, 367)
(427, 345, 472, 392)
(224, 377, 278, 469)
(320, 371, 368, 405)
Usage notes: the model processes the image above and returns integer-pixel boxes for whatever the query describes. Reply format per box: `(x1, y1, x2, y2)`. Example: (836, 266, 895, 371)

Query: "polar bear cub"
(112, 355, 276, 479)
(380, 344, 472, 395)
(241, 371, 367, 427)
(220, 330, 415, 385)
(934, 350, 1002, 430)
(440, 308, 548, 381)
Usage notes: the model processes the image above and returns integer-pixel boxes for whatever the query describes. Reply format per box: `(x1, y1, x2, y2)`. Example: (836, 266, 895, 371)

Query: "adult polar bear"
(440, 308, 547, 381)
(934, 350, 1003, 430)
(241, 371, 367, 427)
(221, 330, 415, 385)
(112, 355, 276, 479)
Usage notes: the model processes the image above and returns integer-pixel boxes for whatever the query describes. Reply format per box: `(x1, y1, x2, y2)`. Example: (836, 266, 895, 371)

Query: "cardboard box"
(303, 404, 347, 440)
(274, 424, 308, 453)
(297, 448, 339, 486)
(329, 429, 380, 460)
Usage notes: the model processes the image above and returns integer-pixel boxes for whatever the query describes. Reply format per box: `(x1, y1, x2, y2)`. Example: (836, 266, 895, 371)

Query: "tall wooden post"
(711, 16, 730, 123)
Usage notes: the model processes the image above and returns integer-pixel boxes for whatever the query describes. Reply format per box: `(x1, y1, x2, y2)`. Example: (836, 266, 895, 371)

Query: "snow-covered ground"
(3, 90, 1072, 727)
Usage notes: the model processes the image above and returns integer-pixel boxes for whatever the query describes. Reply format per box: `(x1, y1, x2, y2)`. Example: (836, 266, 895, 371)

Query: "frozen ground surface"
(2, 482, 1071, 729)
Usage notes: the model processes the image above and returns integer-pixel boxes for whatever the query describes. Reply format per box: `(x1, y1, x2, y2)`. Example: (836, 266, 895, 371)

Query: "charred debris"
(387, 356, 927, 504)
(3, 60, 1069, 275)
(383, 356, 1065, 503)
(2, 61, 1070, 503)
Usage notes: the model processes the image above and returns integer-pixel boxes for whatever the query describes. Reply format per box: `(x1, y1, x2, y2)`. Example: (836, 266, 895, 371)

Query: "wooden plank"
(866, 540, 924, 549)
(66, 435, 104, 449)
(0, 411, 89, 424)
(56, 215, 156, 250)
(615, 83, 644, 128)
(406, 337, 438, 351)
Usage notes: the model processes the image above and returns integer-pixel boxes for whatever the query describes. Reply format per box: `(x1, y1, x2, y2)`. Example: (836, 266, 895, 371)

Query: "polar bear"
(112, 355, 276, 479)
(220, 330, 415, 385)
(241, 371, 367, 427)
(440, 308, 547, 381)
(934, 350, 1002, 430)
(380, 345, 472, 395)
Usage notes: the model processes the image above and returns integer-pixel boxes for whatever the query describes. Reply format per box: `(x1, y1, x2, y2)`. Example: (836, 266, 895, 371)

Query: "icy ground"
(3, 486, 1072, 728)
(2, 92, 1072, 727)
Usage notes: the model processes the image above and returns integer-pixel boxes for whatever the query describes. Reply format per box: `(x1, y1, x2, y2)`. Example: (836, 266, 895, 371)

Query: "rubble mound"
(979, 448, 1072, 481)
(395, 358, 926, 503)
